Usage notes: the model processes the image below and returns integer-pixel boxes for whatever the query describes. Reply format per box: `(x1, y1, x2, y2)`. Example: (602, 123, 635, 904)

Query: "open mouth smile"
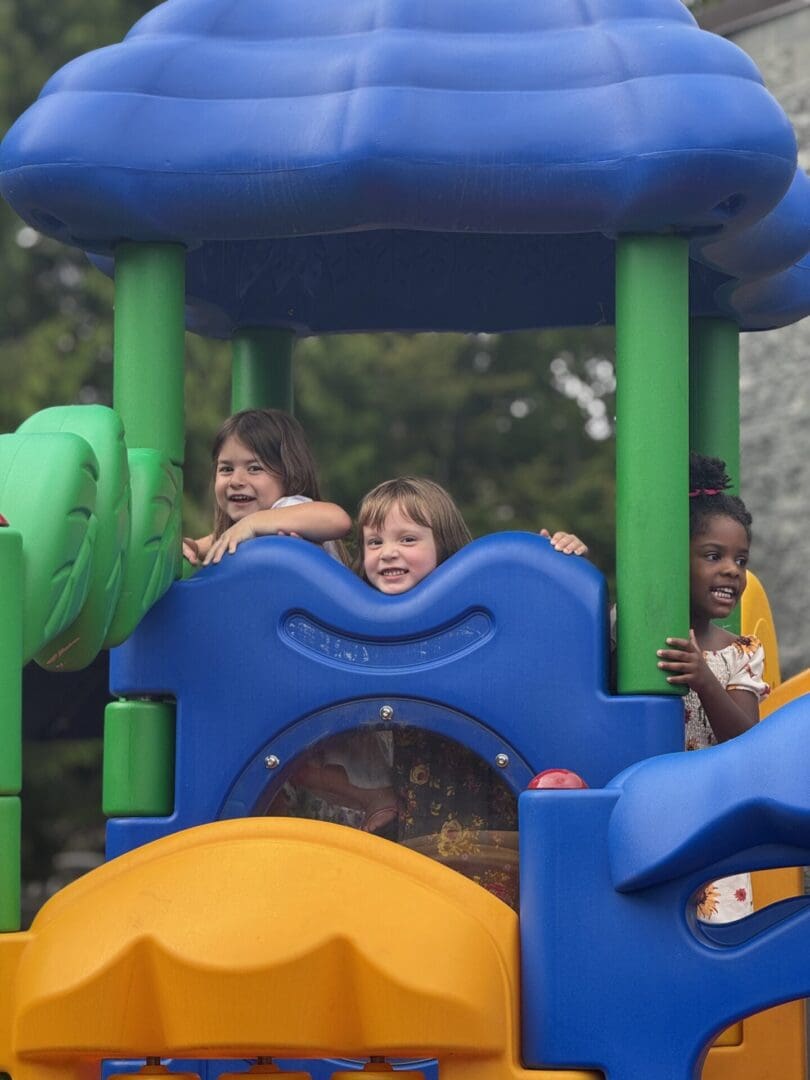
(710, 586, 737, 602)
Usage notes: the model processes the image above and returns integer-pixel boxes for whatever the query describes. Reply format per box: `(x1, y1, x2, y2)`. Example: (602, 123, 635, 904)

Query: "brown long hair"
(211, 409, 321, 538)
(356, 476, 472, 577)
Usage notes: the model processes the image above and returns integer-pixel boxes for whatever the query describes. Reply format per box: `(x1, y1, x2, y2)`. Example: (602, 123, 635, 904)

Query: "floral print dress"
(685, 635, 769, 923)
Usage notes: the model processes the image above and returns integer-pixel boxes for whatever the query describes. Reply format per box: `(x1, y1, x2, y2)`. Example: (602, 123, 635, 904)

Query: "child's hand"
(182, 537, 200, 564)
(657, 629, 711, 691)
(540, 529, 588, 556)
(183, 534, 213, 565)
(203, 519, 259, 565)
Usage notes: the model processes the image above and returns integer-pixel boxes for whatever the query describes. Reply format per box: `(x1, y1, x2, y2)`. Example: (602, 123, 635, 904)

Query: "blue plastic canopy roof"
(1, 0, 809, 334)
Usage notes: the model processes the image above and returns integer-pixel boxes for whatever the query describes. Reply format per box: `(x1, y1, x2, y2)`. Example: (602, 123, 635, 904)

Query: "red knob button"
(527, 768, 588, 790)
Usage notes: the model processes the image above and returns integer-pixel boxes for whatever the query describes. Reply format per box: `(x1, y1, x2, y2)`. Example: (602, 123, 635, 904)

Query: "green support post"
(0, 525, 22, 931)
(0, 526, 21, 794)
(113, 242, 186, 465)
(689, 317, 741, 633)
(103, 699, 176, 816)
(232, 328, 295, 413)
(112, 242, 183, 813)
(689, 318, 740, 492)
(0, 798, 20, 931)
(615, 235, 690, 693)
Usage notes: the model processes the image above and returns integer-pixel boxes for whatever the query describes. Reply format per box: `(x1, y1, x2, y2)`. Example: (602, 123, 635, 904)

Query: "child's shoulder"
(705, 628, 762, 655)
(732, 634, 765, 657)
(709, 632, 764, 659)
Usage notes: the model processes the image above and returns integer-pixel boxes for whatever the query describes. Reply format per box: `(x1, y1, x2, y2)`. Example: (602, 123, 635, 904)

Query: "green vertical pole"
(0, 527, 21, 794)
(689, 318, 740, 492)
(232, 328, 295, 414)
(112, 242, 185, 822)
(103, 700, 175, 816)
(0, 524, 22, 929)
(615, 235, 690, 694)
(0, 798, 20, 931)
(114, 242, 186, 464)
(689, 317, 741, 633)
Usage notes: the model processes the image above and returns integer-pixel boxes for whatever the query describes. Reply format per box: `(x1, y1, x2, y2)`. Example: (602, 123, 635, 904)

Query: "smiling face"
(689, 514, 750, 628)
(214, 434, 286, 523)
(362, 503, 439, 594)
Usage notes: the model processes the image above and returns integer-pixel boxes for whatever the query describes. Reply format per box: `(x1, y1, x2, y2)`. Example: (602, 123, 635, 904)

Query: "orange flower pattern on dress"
(685, 636, 768, 925)
(696, 883, 720, 921)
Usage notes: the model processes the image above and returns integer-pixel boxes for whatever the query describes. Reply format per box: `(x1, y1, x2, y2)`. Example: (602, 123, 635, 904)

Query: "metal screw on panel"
(495, 753, 510, 769)
(264, 754, 280, 770)
(379, 704, 394, 721)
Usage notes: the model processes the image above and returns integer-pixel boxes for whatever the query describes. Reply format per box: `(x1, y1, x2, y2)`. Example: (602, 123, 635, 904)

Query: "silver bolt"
(264, 754, 280, 770)
(495, 753, 509, 769)
(379, 705, 394, 721)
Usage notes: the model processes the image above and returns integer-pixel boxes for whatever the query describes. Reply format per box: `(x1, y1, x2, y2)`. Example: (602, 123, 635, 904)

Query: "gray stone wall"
(729, 9, 810, 676)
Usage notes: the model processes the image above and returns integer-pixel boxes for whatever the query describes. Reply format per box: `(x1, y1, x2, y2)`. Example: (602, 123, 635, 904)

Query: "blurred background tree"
(1, 0, 616, 921)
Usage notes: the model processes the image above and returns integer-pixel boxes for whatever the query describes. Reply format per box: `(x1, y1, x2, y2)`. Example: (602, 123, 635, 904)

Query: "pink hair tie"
(688, 488, 722, 498)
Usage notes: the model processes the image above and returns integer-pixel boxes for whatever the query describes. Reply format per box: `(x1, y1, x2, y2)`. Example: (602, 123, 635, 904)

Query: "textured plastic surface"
(103, 700, 175, 817)
(114, 243, 186, 466)
(520, 695, 810, 1079)
(520, 695, 810, 1075)
(18, 406, 129, 671)
(0, 529, 22, 794)
(107, 533, 682, 854)
(2, 0, 809, 333)
(608, 698, 810, 892)
(0, 797, 20, 931)
(0, 817, 597, 1080)
(104, 1061, 438, 1080)
(0, 432, 97, 663)
(105, 451, 182, 648)
(615, 235, 690, 692)
(741, 569, 782, 688)
(231, 329, 295, 414)
(109, 1070, 199, 1080)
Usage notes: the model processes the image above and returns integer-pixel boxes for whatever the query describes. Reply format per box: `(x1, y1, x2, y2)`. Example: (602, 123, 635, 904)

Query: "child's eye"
(736, 556, 749, 567)
(248, 464, 264, 473)
(217, 464, 232, 474)
(705, 552, 720, 561)
(366, 537, 382, 548)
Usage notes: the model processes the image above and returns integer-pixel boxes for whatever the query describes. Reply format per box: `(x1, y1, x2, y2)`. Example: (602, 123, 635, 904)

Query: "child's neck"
(691, 614, 735, 652)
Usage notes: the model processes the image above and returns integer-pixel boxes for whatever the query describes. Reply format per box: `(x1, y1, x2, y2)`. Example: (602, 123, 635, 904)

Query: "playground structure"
(2, 1, 810, 1078)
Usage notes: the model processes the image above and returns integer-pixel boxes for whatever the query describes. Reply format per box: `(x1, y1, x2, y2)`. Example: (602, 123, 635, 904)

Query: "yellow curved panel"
(715, 575, 807, 1079)
(0, 818, 596, 1080)
(761, 668, 810, 720)
(741, 570, 781, 689)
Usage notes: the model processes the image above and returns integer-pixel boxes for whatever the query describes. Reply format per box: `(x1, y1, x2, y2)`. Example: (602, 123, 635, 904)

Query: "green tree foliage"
(0, 0, 154, 432)
(296, 329, 616, 573)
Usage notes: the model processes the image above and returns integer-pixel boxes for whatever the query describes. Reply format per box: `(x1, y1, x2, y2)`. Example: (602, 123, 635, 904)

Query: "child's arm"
(294, 761, 398, 834)
(657, 630, 759, 741)
(203, 501, 351, 565)
(539, 528, 589, 556)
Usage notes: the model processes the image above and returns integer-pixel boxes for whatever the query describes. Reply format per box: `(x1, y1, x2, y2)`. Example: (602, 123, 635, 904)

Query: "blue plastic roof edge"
(3, 0, 810, 333)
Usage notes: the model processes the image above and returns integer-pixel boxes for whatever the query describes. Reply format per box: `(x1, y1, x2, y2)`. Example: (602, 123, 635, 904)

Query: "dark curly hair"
(689, 452, 752, 542)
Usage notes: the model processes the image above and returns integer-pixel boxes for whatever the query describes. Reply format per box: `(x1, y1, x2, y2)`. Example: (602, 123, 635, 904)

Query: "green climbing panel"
(18, 406, 130, 671)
